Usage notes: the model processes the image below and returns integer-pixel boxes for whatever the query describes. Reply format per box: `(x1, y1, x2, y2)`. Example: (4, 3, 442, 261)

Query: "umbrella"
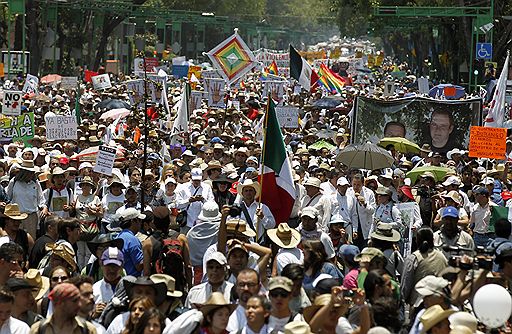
(100, 108, 131, 121)
(336, 142, 394, 170)
(312, 96, 345, 109)
(378, 137, 420, 154)
(71, 146, 126, 162)
(96, 99, 130, 110)
(428, 84, 465, 100)
(316, 129, 337, 139)
(406, 165, 452, 184)
(308, 140, 336, 151)
(40, 74, 62, 84)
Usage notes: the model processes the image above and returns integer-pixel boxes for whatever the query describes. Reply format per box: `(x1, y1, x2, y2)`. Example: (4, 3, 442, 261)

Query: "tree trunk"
(26, 0, 42, 75)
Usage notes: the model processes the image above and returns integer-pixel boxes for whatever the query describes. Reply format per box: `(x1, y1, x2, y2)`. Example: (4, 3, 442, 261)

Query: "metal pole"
(22, 12, 25, 77)
(7, 9, 11, 79)
(469, 20, 475, 93)
(140, 52, 149, 209)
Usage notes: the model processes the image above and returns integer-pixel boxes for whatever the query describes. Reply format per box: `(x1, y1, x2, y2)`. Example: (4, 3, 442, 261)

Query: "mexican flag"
(489, 206, 512, 233)
(260, 99, 295, 224)
(289, 45, 319, 91)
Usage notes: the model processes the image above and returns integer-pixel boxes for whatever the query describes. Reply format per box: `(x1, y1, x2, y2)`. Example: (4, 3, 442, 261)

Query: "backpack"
(154, 238, 186, 292)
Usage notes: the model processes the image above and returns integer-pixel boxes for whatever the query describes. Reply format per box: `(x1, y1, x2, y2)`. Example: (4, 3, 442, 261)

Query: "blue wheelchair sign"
(476, 43, 492, 60)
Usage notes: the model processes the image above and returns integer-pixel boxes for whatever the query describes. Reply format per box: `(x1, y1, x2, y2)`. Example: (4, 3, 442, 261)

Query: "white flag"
(170, 84, 190, 145)
(160, 140, 171, 166)
(484, 53, 510, 127)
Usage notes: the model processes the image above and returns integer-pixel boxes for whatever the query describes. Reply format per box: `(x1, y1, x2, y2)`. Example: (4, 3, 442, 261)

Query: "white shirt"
(176, 182, 215, 227)
(346, 186, 376, 239)
(227, 304, 247, 334)
(470, 201, 497, 234)
(233, 201, 276, 243)
(300, 193, 332, 231)
(330, 191, 358, 228)
(0, 317, 29, 334)
(241, 324, 269, 334)
(43, 187, 73, 217)
(93, 278, 116, 304)
(101, 192, 125, 224)
(320, 181, 337, 196)
(276, 248, 304, 274)
(7, 179, 44, 213)
(290, 183, 305, 219)
(106, 312, 172, 334)
(185, 281, 234, 308)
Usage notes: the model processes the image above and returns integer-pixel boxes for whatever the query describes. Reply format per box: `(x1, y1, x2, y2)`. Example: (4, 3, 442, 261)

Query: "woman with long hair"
(400, 226, 448, 306)
(133, 307, 166, 334)
(199, 292, 236, 334)
(302, 240, 343, 292)
(122, 297, 156, 334)
(37, 265, 72, 317)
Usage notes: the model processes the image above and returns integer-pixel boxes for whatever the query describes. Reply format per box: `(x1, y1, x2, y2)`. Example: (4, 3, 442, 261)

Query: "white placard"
(190, 91, 203, 111)
(45, 115, 78, 141)
(22, 74, 39, 94)
(206, 78, 226, 108)
(2, 90, 22, 116)
(417, 77, 429, 95)
(60, 77, 78, 90)
(396, 202, 416, 257)
(93, 145, 117, 176)
(125, 79, 145, 107)
(275, 106, 299, 128)
(232, 100, 240, 111)
(263, 81, 285, 105)
(92, 74, 112, 90)
(383, 81, 396, 97)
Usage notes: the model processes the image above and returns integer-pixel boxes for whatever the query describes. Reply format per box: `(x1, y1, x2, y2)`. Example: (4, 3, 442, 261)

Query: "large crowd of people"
(0, 57, 509, 334)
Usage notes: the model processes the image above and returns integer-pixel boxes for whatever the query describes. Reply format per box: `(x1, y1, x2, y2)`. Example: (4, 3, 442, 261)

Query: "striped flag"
(289, 45, 319, 91)
(317, 63, 346, 94)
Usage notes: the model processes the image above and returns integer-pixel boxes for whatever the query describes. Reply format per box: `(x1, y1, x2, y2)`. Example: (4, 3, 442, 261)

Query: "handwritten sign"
(0, 112, 34, 142)
(275, 106, 299, 128)
(93, 145, 117, 176)
(469, 126, 507, 160)
(2, 90, 22, 116)
(45, 115, 78, 141)
(60, 77, 78, 90)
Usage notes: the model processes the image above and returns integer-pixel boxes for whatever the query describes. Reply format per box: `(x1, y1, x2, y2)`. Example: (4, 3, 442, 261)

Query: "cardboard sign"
(206, 78, 226, 108)
(190, 91, 203, 111)
(263, 81, 285, 106)
(2, 90, 22, 116)
(125, 79, 145, 107)
(275, 106, 299, 128)
(93, 145, 117, 176)
(134, 57, 159, 75)
(92, 74, 112, 90)
(60, 77, 78, 90)
(22, 74, 39, 94)
(469, 126, 507, 160)
(0, 112, 34, 142)
(45, 115, 78, 141)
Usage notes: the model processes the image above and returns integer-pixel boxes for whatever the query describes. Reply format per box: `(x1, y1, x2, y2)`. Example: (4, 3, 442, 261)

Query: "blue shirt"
(117, 230, 143, 277)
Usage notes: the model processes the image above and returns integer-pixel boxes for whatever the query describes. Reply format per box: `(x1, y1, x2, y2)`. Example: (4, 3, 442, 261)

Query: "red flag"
(84, 70, 98, 83)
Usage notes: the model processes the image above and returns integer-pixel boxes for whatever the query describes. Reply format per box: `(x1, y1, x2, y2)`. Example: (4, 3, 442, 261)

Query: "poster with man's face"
(352, 96, 482, 154)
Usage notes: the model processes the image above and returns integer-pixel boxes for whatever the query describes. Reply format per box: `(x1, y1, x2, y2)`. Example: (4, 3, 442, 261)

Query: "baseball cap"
(205, 251, 227, 266)
(442, 176, 461, 187)
(480, 177, 495, 185)
(191, 168, 203, 181)
(337, 177, 350, 186)
(268, 276, 293, 292)
(101, 247, 124, 267)
(354, 247, 385, 263)
(473, 186, 489, 196)
(415, 275, 449, 297)
(78, 162, 93, 170)
(338, 244, 360, 262)
(441, 206, 458, 218)
(120, 208, 146, 221)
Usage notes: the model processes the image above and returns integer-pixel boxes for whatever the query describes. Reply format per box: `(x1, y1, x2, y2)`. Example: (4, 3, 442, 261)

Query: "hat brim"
(125, 281, 168, 306)
(5, 213, 29, 220)
(267, 228, 301, 249)
(31, 277, 50, 300)
(18, 166, 37, 172)
(86, 237, 124, 256)
(197, 212, 222, 222)
(303, 305, 322, 323)
(370, 229, 401, 242)
(200, 303, 237, 317)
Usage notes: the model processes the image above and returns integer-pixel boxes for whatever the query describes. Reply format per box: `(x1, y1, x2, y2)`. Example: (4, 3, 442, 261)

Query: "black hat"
(5, 278, 35, 292)
(124, 277, 167, 306)
(314, 278, 341, 295)
(213, 174, 233, 185)
(86, 233, 124, 256)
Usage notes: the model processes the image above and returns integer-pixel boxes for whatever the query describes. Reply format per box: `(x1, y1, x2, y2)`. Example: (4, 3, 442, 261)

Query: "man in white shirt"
(0, 288, 29, 334)
(227, 268, 261, 333)
(346, 174, 376, 248)
(320, 169, 341, 196)
(329, 177, 358, 240)
(186, 251, 234, 308)
(92, 247, 124, 304)
(234, 179, 275, 245)
(176, 168, 215, 234)
(300, 177, 331, 231)
(470, 186, 497, 247)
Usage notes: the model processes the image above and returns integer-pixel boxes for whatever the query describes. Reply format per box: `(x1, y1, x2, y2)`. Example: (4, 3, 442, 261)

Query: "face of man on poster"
(429, 110, 454, 149)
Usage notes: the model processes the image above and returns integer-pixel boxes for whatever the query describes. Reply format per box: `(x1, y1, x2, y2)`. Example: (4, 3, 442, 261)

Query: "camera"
(445, 245, 494, 271)
(228, 205, 241, 217)
(343, 289, 355, 298)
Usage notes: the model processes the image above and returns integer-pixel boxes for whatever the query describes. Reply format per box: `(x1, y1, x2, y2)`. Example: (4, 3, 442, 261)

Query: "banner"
(60, 77, 78, 90)
(45, 115, 78, 141)
(469, 126, 507, 160)
(206, 78, 226, 108)
(0, 112, 34, 142)
(22, 74, 39, 95)
(92, 74, 112, 90)
(275, 106, 299, 128)
(2, 90, 22, 116)
(255, 49, 290, 78)
(93, 145, 117, 176)
(352, 96, 482, 155)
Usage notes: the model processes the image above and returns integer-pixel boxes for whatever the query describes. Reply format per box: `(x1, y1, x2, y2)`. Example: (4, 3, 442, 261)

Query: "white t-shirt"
(0, 317, 29, 334)
(276, 248, 304, 275)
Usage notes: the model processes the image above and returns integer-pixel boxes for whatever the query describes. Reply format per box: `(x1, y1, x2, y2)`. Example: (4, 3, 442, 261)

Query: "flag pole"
(256, 94, 272, 242)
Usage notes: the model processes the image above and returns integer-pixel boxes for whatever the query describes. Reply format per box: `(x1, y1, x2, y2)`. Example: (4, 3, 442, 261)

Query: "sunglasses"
(51, 276, 69, 282)
(270, 290, 290, 298)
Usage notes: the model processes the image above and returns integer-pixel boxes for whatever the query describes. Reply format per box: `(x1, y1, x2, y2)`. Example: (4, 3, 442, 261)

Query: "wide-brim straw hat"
(24, 269, 50, 300)
(267, 223, 301, 249)
(236, 179, 261, 198)
(3, 204, 28, 220)
(226, 218, 256, 238)
(200, 292, 237, 316)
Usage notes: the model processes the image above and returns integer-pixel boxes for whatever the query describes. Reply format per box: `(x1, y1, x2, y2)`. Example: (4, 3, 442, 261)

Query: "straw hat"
(18, 159, 37, 172)
(267, 223, 301, 249)
(205, 160, 222, 172)
(4, 204, 28, 220)
(370, 223, 401, 242)
(226, 219, 256, 238)
(24, 269, 50, 300)
(303, 294, 332, 322)
(150, 274, 183, 298)
(45, 243, 77, 271)
(420, 305, 456, 334)
(237, 179, 261, 198)
(442, 190, 462, 205)
(200, 292, 237, 316)
(284, 322, 313, 334)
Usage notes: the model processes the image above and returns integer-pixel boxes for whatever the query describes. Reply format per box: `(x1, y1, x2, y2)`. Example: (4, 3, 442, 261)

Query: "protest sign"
(469, 126, 507, 160)
(383, 81, 395, 97)
(255, 49, 290, 78)
(93, 145, 117, 176)
(417, 77, 429, 95)
(22, 74, 39, 94)
(396, 202, 416, 257)
(275, 106, 299, 128)
(126, 79, 145, 107)
(0, 112, 34, 142)
(190, 91, 203, 111)
(2, 90, 22, 116)
(263, 81, 285, 106)
(45, 115, 78, 141)
(60, 77, 78, 90)
(92, 74, 112, 90)
(206, 78, 226, 108)
(134, 57, 159, 75)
